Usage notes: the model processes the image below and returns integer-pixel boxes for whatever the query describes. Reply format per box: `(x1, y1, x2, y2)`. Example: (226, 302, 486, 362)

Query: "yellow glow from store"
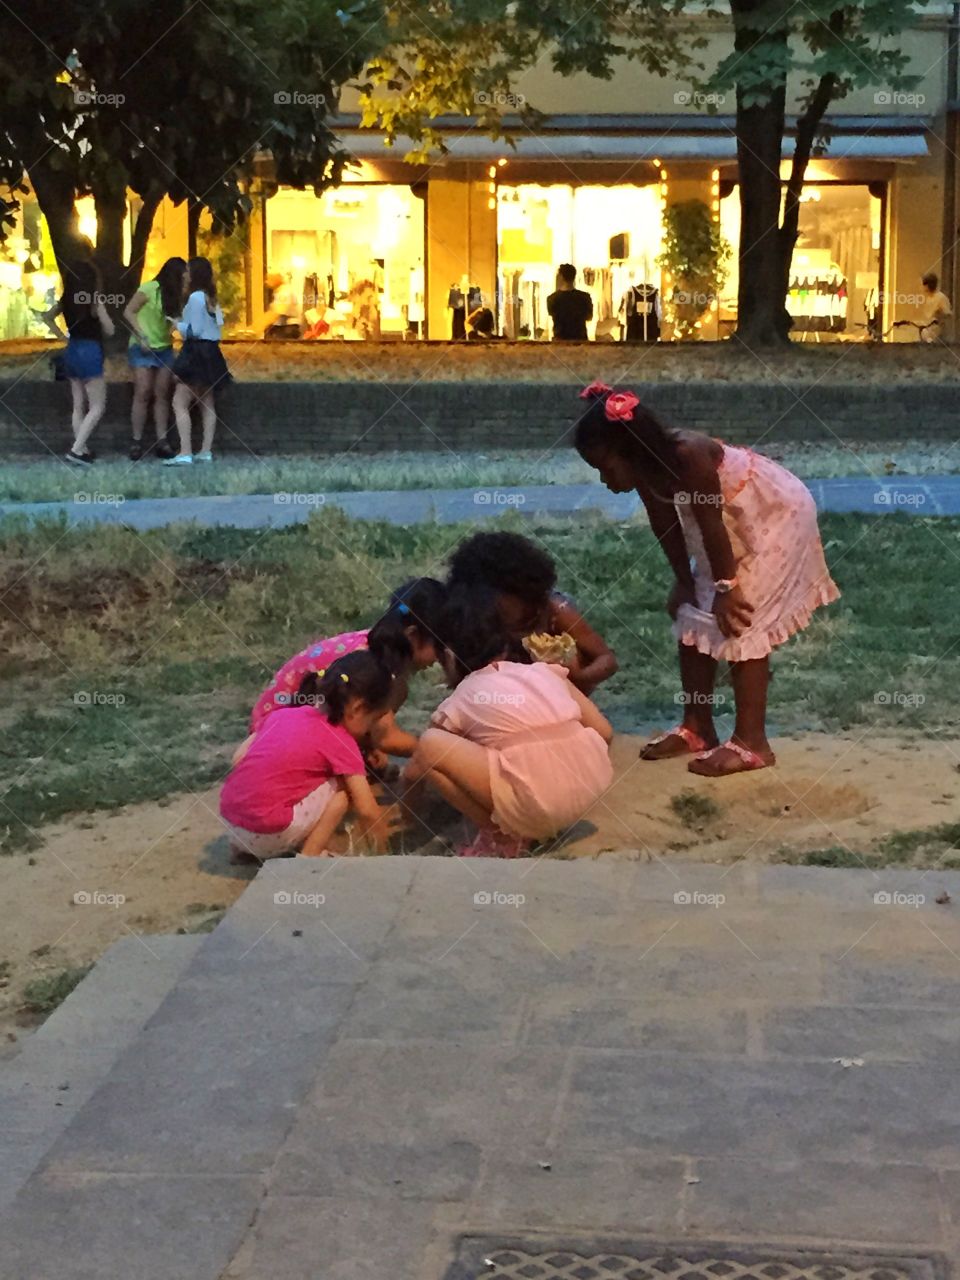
(488, 197, 496, 210)
(660, 170, 668, 181)
(497, 158, 508, 167)
(711, 168, 720, 181)
(652, 158, 661, 167)
(488, 165, 497, 178)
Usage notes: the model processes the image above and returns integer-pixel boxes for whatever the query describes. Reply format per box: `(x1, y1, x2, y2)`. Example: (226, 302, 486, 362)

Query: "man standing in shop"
(918, 272, 952, 342)
(547, 263, 593, 341)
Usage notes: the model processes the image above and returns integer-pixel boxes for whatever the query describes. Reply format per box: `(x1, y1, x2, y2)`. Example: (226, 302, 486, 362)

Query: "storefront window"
(719, 183, 883, 340)
(265, 184, 425, 339)
(0, 198, 60, 341)
(496, 183, 663, 340)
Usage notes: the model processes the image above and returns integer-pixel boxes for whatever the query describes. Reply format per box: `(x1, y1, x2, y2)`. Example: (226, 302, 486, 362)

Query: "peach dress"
(433, 661, 613, 839)
(672, 443, 840, 662)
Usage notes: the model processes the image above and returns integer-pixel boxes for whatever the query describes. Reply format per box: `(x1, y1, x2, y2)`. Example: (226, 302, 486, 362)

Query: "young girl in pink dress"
(403, 589, 614, 856)
(575, 381, 840, 777)
(248, 578, 446, 762)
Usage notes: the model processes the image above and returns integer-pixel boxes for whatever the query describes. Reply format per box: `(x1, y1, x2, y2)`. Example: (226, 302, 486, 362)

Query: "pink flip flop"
(457, 826, 530, 858)
(641, 724, 710, 758)
(688, 739, 774, 776)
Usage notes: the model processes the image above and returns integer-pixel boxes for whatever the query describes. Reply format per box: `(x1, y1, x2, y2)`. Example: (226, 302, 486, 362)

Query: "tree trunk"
(26, 160, 80, 274)
(93, 189, 130, 348)
(730, 0, 792, 349)
(188, 199, 202, 259)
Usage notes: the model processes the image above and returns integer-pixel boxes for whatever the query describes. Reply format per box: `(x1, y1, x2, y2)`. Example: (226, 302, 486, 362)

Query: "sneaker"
(65, 449, 93, 467)
(129, 441, 144, 461)
(162, 454, 193, 466)
(194, 451, 214, 463)
(155, 441, 176, 460)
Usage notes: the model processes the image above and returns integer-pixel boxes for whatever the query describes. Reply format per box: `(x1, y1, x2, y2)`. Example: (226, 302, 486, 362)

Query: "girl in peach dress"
(575, 382, 840, 777)
(403, 589, 614, 856)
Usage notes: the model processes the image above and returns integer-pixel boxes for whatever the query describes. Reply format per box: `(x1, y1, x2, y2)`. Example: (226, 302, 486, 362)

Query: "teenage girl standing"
(60, 260, 115, 466)
(165, 256, 230, 465)
(123, 256, 186, 460)
(575, 382, 839, 776)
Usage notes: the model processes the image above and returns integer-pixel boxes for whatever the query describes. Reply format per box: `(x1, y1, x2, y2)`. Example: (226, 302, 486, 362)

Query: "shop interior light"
(488, 182, 497, 194)
(652, 157, 661, 167)
(497, 157, 508, 167)
(711, 168, 720, 181)
(488, 197, 496, 210)
(488, 165, 497, 178)
(660, 170, 668, 181)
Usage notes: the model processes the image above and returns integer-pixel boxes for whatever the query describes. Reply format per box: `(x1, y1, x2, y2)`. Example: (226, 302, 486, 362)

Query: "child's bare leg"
(300, 789, 350, 856)
(406, 729, 495, 827)
(641, 643, 720, 759)
(172, 382, 194, 455)
(688, 656, 775, 776)
(69, 380, 86, 437)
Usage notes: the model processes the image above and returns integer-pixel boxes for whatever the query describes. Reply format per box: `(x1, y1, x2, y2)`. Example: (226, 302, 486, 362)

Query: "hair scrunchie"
(604, 391, 640, 422)
(579, 380, 613, 400)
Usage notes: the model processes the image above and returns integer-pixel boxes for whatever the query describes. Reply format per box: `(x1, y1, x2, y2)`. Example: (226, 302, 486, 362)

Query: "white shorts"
(225, 781, 338, 859)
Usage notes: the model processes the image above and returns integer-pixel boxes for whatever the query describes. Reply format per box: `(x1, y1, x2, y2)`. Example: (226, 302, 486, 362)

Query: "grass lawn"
(1, 438, 959, 504)
(1, 507, 958, 857)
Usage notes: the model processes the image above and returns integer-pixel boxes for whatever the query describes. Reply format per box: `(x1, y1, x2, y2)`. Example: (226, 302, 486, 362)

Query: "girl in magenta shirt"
(221, 652, 396, 860)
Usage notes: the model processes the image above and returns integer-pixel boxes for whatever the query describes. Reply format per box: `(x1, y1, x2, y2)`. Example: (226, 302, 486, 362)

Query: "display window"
(719, 182, 883, 340)
(496, 183, 664, 341)
(264, 184, 425, 340)
(0, 198, 61, 342)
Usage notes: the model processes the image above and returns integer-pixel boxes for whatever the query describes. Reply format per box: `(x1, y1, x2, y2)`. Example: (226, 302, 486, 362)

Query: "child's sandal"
(640, 724, 710, 760)
(687, 740, 775, 777)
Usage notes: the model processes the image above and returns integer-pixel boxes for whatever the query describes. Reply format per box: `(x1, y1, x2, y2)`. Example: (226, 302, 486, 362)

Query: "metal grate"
(444, 1240, 947, 1280)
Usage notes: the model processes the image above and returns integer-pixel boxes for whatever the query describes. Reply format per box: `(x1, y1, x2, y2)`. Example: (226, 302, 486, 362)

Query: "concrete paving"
(2, 474, 959, 531)
(1, 856, 960, 1279)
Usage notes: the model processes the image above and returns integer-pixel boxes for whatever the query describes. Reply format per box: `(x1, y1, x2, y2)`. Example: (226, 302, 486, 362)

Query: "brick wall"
(2, 380, 956, 455)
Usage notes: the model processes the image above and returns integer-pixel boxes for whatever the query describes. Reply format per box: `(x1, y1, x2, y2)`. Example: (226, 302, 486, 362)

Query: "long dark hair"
(294, 650, 393, 725)
(156, 257, 187, 319)
(435, 583, 529, 684)
(187, 256, 218, 314)
(575, 386, 683, 484)
(367, 577, 447, 677)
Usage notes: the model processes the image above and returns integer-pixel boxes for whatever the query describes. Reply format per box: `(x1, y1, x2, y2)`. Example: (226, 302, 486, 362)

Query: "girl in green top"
(123, 257, 186, 460)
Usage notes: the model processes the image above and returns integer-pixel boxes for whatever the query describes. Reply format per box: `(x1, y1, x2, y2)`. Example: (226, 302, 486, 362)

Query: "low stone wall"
(2, 379, 957, 455)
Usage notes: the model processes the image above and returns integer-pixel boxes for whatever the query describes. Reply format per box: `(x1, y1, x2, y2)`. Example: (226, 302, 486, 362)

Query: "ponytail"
(367, 577, 447, 677)
(293, 650, 393, 725)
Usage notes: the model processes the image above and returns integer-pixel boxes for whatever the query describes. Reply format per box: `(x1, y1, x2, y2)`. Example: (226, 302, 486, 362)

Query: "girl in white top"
(165, 256, 231, 466)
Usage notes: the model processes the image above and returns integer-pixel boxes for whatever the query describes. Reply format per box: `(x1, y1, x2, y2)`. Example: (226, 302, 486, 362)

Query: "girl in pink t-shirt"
(403, 588, 614, 856)
(221, 651, 397, 861)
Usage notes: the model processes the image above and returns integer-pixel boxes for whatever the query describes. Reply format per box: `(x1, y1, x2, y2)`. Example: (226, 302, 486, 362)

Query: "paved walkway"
(2, 856, 960, 1277)
(1, 474, 959, 530)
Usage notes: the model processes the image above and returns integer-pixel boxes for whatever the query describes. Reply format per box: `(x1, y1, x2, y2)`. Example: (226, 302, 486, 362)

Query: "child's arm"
(565, 680, 614, 744)
(635, 476, 697, 594)
(371, 710, 418, 758)
(342, 774, 404, 853)
(95, 296, 115, 339)
(231, 733, 256, 765)
(550, 596, 618, 694)
(123, 290, 149, 347)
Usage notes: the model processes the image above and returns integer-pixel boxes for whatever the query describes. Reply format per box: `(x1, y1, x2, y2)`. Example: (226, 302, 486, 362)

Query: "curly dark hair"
(447, 531, 557, 604)
(434, 583, 529, 683)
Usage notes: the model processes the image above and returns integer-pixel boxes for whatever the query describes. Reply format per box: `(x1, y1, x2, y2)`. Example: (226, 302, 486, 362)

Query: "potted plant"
(657, 200, 731, 340)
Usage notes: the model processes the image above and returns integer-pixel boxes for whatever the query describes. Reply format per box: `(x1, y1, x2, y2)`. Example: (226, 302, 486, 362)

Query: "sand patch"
(1, 732, 957, 1044)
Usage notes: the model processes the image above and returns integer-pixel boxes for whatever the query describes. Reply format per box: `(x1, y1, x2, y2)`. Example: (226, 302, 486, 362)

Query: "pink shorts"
(224, 781, 338, 859)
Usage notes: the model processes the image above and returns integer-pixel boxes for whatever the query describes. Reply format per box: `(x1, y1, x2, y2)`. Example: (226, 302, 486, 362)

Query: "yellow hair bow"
(340, 672, 349, 684)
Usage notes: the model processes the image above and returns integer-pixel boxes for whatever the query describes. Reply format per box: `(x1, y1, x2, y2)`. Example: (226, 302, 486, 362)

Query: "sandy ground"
(2, 731, 958, 1045)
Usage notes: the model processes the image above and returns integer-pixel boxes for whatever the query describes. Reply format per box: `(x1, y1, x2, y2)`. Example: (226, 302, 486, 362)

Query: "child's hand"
(667, 580, 697, 620)
(713, 584, 754, 637)
(357, 802, 408, 854)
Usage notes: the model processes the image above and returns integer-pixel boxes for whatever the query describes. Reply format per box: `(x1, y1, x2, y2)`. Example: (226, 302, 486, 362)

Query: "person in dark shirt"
(547, 263, 593, 341)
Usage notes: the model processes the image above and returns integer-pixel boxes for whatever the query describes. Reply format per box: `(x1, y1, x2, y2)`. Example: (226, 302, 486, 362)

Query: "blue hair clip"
(396, 601, 411, 616)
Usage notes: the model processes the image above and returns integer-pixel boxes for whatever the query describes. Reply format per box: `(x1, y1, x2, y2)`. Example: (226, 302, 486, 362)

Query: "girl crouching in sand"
(221, 652, 398, 860)
(575, 381, 840, 777)
(403, 589, 614, 857)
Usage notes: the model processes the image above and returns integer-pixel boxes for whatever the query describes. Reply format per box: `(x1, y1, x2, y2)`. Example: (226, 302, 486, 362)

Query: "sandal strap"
(647, 724, 708, 753)
(695, 739, 768, 770)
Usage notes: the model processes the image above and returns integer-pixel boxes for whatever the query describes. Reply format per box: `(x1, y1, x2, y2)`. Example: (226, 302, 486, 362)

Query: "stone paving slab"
(5, 857, 960, 1278)
(3, 473, 960, 532)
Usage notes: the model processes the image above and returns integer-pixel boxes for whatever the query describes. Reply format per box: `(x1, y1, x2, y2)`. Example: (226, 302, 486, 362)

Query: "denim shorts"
(63, 338, 104, 381)
(128, 345, 176, 371)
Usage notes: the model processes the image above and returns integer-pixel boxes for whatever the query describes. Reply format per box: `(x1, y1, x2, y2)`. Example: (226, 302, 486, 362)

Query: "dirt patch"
(2, 731, 956, 1046)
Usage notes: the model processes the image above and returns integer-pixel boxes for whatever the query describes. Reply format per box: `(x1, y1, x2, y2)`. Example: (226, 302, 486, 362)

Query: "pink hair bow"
(604, 391, 640, 422)
(579, 381, 613, 400)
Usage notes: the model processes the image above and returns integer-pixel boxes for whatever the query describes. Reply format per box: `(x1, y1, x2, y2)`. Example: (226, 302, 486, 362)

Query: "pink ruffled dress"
(433, 661, 613, 840)
(672, 443, 840, 662)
